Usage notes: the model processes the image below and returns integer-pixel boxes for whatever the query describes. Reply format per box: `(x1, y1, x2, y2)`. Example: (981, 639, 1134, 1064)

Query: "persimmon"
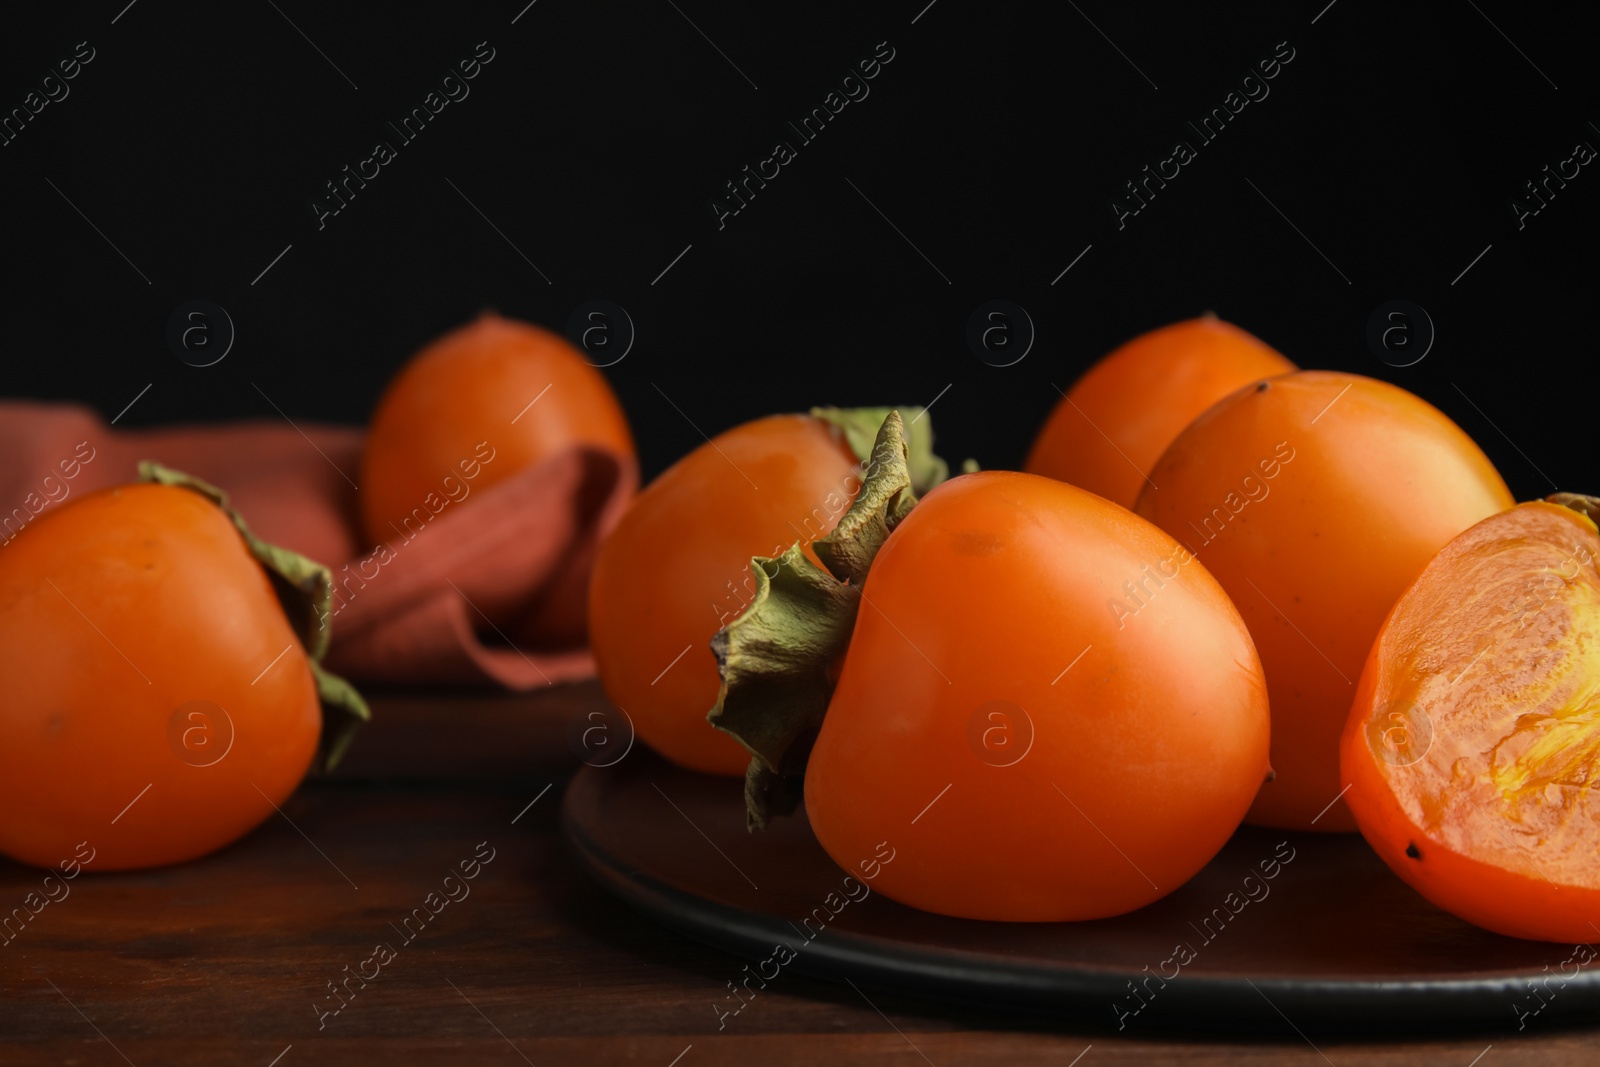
(1025, 315, 1295, 508)
(590, 410, 944, 775)
(1342, 495, 1600, 943)
(1135, 371, 1513, 832)
(796, 469, 1271, 920)
(359, 312, 635, 548)
(0, 474, 361, 871)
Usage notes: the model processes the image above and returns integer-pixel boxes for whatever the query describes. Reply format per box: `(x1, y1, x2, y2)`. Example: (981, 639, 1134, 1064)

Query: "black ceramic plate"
(561, 750, 1600, 1031)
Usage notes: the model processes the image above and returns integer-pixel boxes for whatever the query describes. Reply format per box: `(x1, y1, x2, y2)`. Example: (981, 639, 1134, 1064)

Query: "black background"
(2, 0, 1593, 496)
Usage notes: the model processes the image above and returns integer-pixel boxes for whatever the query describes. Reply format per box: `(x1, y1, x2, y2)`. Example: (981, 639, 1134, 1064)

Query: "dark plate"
(561, 749, 1600, 1032)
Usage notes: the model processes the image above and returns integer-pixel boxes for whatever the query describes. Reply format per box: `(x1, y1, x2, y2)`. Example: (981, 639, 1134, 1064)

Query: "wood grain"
(1, 683, 1596, 1065)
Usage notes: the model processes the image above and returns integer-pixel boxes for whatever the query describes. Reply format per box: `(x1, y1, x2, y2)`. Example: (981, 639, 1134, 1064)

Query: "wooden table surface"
(2, 683, 1596, 1066)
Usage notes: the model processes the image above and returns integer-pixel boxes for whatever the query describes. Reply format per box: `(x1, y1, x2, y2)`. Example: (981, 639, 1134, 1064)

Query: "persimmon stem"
(1548, 492, 1600, 525)
(708, 409, 941, 829)
(809, 405, 948, 496)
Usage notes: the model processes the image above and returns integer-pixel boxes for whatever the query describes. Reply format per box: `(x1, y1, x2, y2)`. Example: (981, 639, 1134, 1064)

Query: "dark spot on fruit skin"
(1264, 769, 1277, 783)
(1406, 842, 1421, 860)
(1257, 381, 1270, 392)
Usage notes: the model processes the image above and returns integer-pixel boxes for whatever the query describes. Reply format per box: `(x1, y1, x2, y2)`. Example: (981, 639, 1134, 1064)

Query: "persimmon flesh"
(1343, 500, 1600, 942)
(1025, 315, 1295, 508)
(805, 471, 1271, 921)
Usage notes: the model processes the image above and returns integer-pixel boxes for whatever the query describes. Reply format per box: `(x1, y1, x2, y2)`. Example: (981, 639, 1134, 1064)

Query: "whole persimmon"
(590, 413, 874, 775)
(1135, 371, 1513, 832)
(805, 471, 1271, 921)
(360, 312, 635, 548)
(1026, 315, 1295, 508)
(1343, 495, 1600, 943)
(0, 483, 323, 871)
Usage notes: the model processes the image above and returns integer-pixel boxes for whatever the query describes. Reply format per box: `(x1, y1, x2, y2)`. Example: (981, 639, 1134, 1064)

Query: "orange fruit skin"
(1135, 371, 1514, 832)
(589, 415, 861, 775)
(0, 484, 320, 871)
(1342, 501, 1600, 943)
(805, 471, 1271, 921)
(359, 313, 635, 549)
(1025, 317, 1295, 508)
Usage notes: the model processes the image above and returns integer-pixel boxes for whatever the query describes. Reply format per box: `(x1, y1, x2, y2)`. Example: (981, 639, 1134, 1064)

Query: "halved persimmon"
(1135, 372, 1513, 831)
(1342, 496, 1600, 942)
(1025, 315, 1295, 508)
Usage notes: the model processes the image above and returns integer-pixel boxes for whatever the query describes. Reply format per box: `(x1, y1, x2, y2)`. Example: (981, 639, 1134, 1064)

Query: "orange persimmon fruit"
(1135, 371, 1513, 832)
(590, 414, 864, 775)
(1025, 315, 1295, 508)
(0, 484, 322, 870)
(1342, 496, 1600, 942)
(805, 471, 1271, 921)
(359, 312, 635, 548)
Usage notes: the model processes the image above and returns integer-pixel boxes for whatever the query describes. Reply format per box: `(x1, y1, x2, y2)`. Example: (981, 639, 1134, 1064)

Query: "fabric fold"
(0, 400, 636, 689)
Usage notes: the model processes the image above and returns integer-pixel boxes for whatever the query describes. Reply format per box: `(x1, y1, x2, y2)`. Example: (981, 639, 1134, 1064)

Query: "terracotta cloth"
(0, 401, 636, 688)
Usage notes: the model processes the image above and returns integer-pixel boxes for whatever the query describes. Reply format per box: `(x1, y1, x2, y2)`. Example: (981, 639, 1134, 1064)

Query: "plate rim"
(560, 763, 1600, 1031)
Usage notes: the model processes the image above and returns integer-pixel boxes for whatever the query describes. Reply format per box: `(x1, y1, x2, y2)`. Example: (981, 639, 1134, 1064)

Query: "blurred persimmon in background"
(1025, 315, 1295, 508)
(360, 312, 635, 549)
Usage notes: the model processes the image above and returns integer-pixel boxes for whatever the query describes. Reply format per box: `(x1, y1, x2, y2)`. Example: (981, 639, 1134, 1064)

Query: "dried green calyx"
(1549, 493, 1600, 524)
(708, 409, 937, 830)
(808, 405, 948, 497)
(138, 462, 371, 771)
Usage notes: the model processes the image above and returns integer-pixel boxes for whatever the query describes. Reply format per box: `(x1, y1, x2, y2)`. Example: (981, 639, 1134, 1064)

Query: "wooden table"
(2, 683, 1595, 1065)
